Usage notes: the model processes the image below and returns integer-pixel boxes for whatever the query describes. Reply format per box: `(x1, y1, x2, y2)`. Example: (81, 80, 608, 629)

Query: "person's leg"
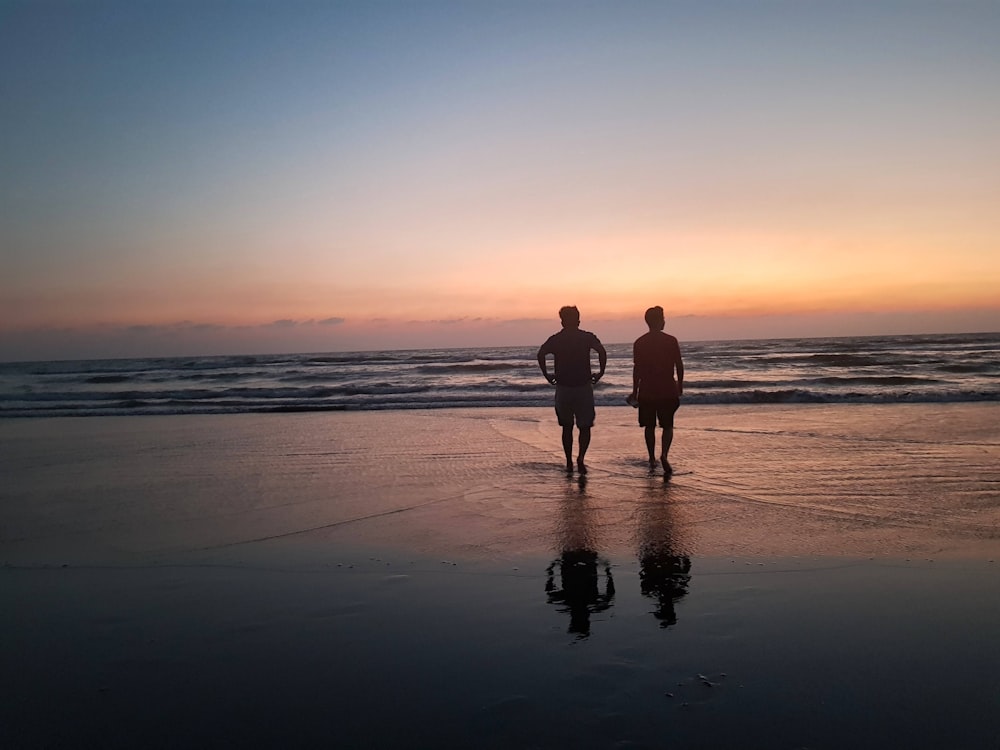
(554, 386, 574, 471)
(644, 426, 656, 467)
(660, 426, 673, 474)
(660, 401, 679, 474)
(577, 426, 591, 473)
(562, 426, 574, 472)
(575, 386, 595, 473)
(638, 401, 656, 468)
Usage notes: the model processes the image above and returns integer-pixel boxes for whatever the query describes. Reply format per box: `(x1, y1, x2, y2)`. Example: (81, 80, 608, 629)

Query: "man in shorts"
(630, 306, 684, 475)
(537, 306, 607, 474)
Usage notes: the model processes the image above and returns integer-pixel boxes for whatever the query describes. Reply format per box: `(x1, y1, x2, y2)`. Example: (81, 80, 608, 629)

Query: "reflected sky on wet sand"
(4, 553, 1000, 749)
(2, 404, 1000, 747)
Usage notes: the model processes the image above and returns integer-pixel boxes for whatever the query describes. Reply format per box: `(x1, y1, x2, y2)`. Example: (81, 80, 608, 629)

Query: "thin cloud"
(501, 317, 549, 325)
(123, 322, 229, 335)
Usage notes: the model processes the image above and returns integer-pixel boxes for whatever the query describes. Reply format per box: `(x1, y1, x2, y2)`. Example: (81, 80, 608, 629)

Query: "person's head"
(559, 306, 581, 329)
(644, 306, 665, 332)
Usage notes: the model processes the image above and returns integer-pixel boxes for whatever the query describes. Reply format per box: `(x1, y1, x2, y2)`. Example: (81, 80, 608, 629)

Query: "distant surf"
(0, 332, 997, 417)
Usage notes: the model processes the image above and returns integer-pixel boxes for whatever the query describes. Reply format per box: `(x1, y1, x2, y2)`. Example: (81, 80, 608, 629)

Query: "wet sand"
(2, 404, 1000, 748)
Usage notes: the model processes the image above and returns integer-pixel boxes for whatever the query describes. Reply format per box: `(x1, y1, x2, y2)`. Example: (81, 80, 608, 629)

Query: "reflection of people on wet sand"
(545, 477, 614, 638)
(640, 549, 690, 628)
(537, 306, 607, 474)
(546, 550, 615, 638)
(630, 305, 684, 476)
(637, 487, 691, 628)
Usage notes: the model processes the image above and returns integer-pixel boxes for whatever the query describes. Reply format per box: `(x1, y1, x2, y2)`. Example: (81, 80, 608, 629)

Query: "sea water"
(0, 332, 997, 417)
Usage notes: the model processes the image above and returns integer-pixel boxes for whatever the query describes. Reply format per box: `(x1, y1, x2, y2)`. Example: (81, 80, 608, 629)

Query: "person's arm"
(631, 341, 640, 397)
(592, 338, 607, 383)
(675, 341, 684, 397)
(537, 346, 556, 384)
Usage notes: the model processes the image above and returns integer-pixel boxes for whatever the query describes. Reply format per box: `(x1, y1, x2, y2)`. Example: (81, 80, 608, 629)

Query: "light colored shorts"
(554, 384, 595, 428)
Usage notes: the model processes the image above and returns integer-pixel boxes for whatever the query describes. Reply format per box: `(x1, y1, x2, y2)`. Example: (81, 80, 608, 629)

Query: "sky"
(2, 0, 999, 361)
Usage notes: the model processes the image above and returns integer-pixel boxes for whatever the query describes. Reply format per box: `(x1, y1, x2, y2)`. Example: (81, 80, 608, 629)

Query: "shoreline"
(2, 403, 999, 565)
(4, 394, 1000, 420)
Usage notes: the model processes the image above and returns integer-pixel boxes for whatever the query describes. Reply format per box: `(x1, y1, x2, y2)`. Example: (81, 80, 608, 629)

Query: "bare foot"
(565, 460, 574, 473)
(661, 456, 672, 475)
(577, 459, 588, 474)
(648, 457, 657, 472)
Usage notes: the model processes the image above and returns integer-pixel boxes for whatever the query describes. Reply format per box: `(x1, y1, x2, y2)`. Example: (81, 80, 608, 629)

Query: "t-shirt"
(633, 331, 682, 400)
(538, 328, 602, 387)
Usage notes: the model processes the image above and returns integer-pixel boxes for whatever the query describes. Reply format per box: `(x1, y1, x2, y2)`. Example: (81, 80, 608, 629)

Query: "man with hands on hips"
(537, 306, 607, 474)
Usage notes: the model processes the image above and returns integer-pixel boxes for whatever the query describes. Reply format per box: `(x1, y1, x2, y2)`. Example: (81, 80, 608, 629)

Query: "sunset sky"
(2, 0, 999, 360)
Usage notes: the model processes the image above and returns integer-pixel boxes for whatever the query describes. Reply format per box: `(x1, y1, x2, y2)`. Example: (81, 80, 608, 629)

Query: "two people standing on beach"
(538, 305, 684, 475)
(537, 306, 607, 474)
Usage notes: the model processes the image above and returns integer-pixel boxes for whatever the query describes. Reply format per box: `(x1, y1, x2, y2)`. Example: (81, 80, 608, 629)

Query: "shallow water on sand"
(2, 404, 998, 564)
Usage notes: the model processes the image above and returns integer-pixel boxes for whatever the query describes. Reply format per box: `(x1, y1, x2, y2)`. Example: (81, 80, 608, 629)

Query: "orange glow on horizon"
(3, 225, 997, 334)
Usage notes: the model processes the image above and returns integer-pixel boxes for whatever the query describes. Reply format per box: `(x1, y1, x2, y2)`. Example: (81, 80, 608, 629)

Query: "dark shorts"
(554, 384, 595, 428)
(638, 397, 679, 428)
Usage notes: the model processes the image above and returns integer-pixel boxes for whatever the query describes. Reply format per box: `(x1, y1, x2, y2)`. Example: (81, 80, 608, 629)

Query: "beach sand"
(2, 404, 1000, 748)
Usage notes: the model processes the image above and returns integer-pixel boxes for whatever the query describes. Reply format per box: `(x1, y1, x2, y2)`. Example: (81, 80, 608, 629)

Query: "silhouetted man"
(630, 306, 684, 474)
(545, 549, 615, 638)
(537, 306, 607, 473)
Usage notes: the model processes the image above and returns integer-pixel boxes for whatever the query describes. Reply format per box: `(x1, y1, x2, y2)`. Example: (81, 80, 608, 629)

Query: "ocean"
(1, 332, 997, 418)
